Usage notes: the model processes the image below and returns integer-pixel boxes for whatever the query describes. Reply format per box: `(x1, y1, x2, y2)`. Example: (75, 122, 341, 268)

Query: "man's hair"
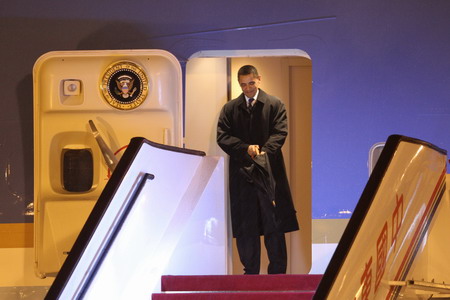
(237, 65, 259, 79)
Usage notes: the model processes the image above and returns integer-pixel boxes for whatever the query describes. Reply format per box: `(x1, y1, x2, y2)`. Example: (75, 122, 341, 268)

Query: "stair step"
(161, 274, 322, 292)
(153, 291, 315, 300)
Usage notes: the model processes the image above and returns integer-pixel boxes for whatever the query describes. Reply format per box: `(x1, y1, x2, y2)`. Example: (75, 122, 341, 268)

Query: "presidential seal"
(100, 61, 149, 110)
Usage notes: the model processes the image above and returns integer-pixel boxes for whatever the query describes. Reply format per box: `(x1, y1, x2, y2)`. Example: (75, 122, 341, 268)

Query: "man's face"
(238, 74, 260, 98)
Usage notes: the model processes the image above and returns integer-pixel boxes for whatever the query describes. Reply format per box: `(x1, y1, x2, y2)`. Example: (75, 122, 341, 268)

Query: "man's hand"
(247, 145, 260, 158)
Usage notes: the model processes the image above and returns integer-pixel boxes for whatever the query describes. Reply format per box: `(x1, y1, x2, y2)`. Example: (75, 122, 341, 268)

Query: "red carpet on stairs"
(152, 274, 322, 299)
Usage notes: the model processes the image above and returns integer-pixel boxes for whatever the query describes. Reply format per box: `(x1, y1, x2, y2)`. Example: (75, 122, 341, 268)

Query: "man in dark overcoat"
(217, 65, 299, 274)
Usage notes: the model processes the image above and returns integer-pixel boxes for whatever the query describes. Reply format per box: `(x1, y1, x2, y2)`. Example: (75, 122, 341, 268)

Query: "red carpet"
(152, 274, 322, 299)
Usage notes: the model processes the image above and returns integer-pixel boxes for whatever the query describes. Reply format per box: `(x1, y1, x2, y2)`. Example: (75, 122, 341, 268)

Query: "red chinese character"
(360, 257, 373, 300)
(391, 194, 403, 249)
(375, 222, 388, 291)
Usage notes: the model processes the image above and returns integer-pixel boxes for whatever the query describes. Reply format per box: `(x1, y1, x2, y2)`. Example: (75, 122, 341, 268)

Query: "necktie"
(248, 98, 254, 107)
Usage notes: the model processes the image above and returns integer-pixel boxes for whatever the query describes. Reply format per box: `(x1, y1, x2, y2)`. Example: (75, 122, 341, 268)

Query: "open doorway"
(185, 50, 312, 274)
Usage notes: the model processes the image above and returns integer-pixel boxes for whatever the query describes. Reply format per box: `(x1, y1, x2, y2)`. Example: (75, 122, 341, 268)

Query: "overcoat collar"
(237, 89, 268, 111)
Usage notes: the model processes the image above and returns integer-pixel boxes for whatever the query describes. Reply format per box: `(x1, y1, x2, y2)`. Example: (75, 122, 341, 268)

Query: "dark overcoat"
(217, 89, 299, 238)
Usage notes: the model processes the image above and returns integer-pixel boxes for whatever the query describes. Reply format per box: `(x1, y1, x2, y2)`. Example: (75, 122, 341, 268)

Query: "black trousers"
(236, 231, 287, 274)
